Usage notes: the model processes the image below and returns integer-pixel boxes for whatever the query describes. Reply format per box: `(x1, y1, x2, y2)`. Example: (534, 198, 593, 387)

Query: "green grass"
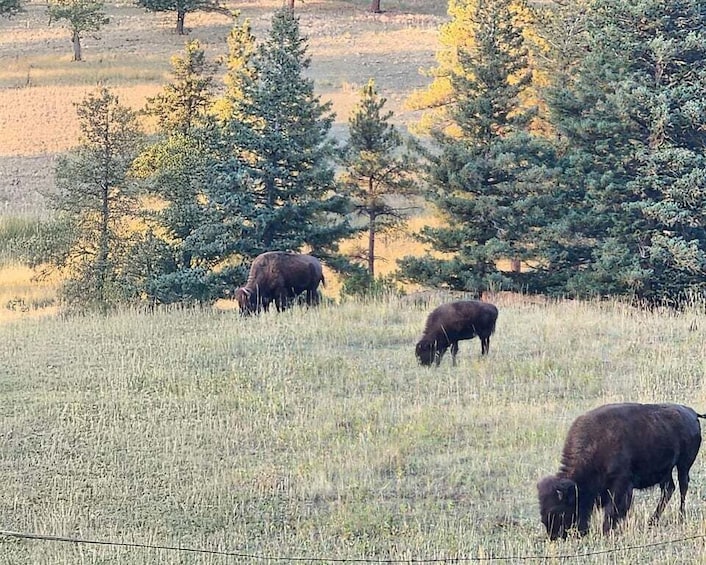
(2, 295, 706, 563)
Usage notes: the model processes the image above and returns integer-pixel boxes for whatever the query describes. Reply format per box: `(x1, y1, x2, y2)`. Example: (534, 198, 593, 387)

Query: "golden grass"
(0, 85, 162, 156)
(0, 264, 58, 321)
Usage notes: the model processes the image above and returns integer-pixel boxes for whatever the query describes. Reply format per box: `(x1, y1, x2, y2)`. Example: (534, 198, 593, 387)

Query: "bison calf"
(415, 300, 498, 367)
(537, 403, 705, 540)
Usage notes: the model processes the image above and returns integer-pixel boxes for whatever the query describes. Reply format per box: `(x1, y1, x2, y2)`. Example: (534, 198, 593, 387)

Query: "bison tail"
(320, 273, 326, 288)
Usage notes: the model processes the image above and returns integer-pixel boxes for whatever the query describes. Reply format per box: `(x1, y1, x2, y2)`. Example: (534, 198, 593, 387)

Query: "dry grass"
(1, 295, 706, 563)
(0, 263, 58, 320)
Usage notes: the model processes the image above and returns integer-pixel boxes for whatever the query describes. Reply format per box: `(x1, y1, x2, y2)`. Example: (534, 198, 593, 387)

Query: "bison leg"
(649, 476, 676, 525)
(678, 468, 691, 517)
(306, 289, 320, 306)
(480, 334, 491, 355)
(602, 482, 633, 534)
(449, 342, 459, 366)
(676, 449, 699, 518)
(274, 289, 292, 312)
(576, 496, 595, 537)
(434, 344, 447, 367)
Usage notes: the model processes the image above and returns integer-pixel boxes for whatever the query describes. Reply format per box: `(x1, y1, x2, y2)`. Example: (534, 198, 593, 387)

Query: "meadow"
(2, 293, 706, 563)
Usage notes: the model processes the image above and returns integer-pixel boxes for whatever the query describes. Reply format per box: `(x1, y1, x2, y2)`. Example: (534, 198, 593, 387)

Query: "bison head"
(537, 476, 579, 540)
(235, 287, 257, 315)
(415, 340, 437, 366)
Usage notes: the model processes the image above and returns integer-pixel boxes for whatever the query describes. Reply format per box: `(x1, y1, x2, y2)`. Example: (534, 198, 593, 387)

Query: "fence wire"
(2, 528, 706, 563)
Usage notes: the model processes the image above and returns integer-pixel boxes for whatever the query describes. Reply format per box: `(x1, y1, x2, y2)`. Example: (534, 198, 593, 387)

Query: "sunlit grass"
(0, 263, 57, 321)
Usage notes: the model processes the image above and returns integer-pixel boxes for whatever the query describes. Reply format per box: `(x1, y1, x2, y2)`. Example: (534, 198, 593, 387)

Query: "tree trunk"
(176, 9, 186, 35)
(97, 180, 110, 306)
(72, 29, 82, 61)
(370, 0, 381, 13)
(511, 258, 521, 273)
(368, 213, 376, 278)
(287, 0, 294, 8)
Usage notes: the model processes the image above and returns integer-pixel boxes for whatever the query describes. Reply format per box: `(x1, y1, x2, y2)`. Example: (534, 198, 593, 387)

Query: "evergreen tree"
(398, 0, 553, 296)
(144, 39, 215, 135)
(195, 8, 355, 277)
(215, 17, 257, 119)
(50, 87, 143, 311)
(340, 79, 418, 278)
(0, 0, 22, 17)
(132, 39, 219, 304)
(406, 0, 535, 135)
(544, 0, 706, 304)
(524, 0, 601, 295)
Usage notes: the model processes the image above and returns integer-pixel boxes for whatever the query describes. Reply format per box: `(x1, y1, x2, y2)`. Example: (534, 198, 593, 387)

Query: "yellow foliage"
(405, 0, 545, 137)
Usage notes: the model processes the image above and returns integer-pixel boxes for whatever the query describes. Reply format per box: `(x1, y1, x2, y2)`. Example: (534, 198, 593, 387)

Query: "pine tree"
(340, 79, 418, 278)
(132, 39, 219, 304)
(527, 0, 608, 295)
(0, 0, 22, 17)
(406, 0, 535, 135)
(215, 16, 257, 119)
(544, 0, 706, 304)
(144, 39, 215, 135)
(195, 8, 355, 277)
(398, 0, 553, 296)
(136, 0, 228, 35)
(51, 87, 143, 311)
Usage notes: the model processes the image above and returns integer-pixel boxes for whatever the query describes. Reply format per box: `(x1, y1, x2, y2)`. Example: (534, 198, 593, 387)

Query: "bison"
(235, 251, 324, 315)
(537, 402, 705, 540)
(415, 300, 498, 367)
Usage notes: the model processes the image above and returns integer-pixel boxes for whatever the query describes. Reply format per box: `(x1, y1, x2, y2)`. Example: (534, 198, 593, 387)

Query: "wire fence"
(2, 528, 706, 563)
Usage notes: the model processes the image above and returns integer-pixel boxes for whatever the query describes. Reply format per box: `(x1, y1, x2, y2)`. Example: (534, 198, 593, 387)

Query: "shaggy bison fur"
(235, 252, 324, 314)
(415, 300, 498, 367)
(537, 403, 705, 540)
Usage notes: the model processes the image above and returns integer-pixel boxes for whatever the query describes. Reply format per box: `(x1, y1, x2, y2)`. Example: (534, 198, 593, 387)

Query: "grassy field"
(2, 293, 706, 563)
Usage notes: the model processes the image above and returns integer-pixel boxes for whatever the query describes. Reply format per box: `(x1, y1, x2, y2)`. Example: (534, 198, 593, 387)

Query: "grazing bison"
(415, 300, 498, 367)
(235, 251, 324, 314)
(537, 403, 705, 540)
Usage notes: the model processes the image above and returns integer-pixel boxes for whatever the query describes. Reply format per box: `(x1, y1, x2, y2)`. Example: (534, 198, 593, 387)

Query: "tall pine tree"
(544, 0, 706, 304)
(132, 40, 219, 304)
(340, 79, 418, 278)
(51, 88, 144, 311)
(195, 8, 355, 277)
(399, 0, 553, 296)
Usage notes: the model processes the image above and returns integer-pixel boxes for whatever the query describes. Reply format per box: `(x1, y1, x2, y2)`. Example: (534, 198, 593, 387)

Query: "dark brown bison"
(415, 300, 498, 367)
(235, 251, 324, 314)
(537, 403, 705, 540)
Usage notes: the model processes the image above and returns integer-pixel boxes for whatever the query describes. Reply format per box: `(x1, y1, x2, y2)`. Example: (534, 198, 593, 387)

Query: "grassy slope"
(1, 294, 706, 563)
